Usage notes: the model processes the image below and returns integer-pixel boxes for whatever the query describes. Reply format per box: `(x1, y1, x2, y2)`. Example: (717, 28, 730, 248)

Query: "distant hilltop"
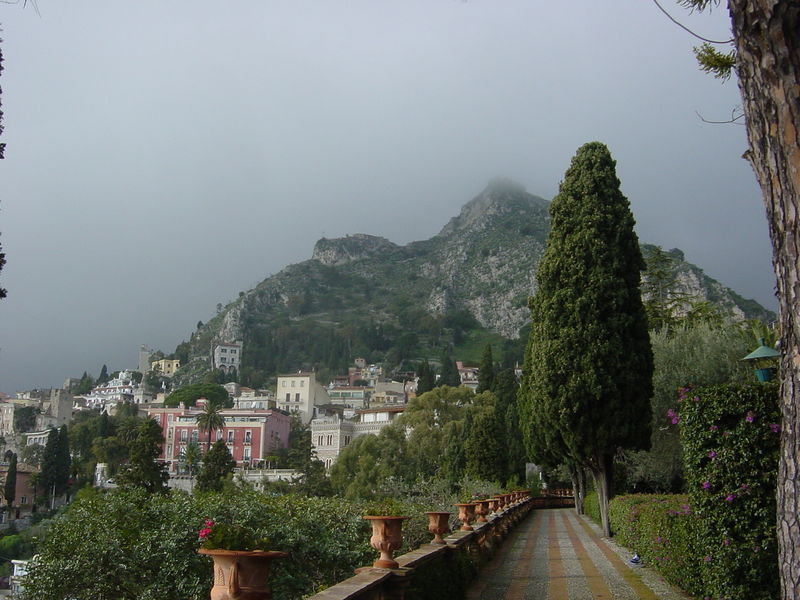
(171, 179, 774, 386)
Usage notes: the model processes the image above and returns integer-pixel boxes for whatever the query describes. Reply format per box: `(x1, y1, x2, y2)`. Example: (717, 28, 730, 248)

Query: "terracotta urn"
(425, 511, 451, 544)
(488, 498, 500, 513)
(493, 495, 505, 510)
(198, 548, 288, 600)
(454, 503, 476, 531)
(474, 499, 491, 523)
(363, 516, 409, 568)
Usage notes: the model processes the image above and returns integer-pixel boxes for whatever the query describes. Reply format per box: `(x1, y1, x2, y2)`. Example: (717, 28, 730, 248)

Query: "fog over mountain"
(0, 1, 775, 394)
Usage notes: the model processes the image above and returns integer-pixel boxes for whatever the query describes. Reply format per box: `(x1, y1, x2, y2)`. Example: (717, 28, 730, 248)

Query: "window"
(227, 430, 234, 443)
(295, 393, 300, 402)
(221, 348, 227, 353)
(285, 393, 290, 402)
(291, 380, 296, 387)
(180, 430, 188, 442)
(230, 349, 237, 354)
(326, 434, 333, 445)
(20, 496, 26, 505)
(168, 414, 173, 423)
(243, 447, 251, 460)
(282, 381, 287, 387)
(344, 435, 351, 446)
(299, 380, 304, 387)
(191, 430, 199, 442)
(220, 357, 227, 363)
(317, 435, 323, 446)
(244, 430, 252, 444)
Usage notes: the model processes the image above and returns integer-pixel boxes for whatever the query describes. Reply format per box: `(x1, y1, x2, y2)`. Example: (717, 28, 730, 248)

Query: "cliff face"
(178, 179, 773, 381)
(312, 234, 399, 266)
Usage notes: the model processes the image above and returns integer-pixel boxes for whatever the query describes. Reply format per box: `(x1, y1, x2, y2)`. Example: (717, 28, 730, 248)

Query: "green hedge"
(584, 490, 600, 525)
(609, 494, 701, 595)
(608, 383, 780, 600)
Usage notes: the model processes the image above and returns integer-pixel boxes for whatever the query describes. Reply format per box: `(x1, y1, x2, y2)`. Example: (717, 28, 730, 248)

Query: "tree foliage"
(114, 419, 168, 494)
(520, 141, 654, 536)
(196, 440, 235, 493)
(165, 383, 230, 408)
(4, 453, 16, 509)
(41, 427, 70, 498)
(13, 406, 38, 434)
(415, 359, 435, 396)
(624, 321, 753, 493)
(477, 344, 496, 393)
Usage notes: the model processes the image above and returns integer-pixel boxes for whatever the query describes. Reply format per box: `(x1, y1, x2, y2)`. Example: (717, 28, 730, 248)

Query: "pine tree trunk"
(727, 2, 800, 597)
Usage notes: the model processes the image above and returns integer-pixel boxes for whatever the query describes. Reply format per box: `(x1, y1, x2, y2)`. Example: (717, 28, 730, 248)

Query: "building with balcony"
(147, 404, 290, 472)
(275, 372, 330, 425)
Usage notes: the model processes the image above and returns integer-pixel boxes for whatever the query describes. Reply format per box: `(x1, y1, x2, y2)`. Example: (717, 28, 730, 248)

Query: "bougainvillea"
(678, 382, 780, 600)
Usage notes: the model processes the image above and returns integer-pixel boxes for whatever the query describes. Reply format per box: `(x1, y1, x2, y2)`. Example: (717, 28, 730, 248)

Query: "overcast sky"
(0, 1, 776, 394)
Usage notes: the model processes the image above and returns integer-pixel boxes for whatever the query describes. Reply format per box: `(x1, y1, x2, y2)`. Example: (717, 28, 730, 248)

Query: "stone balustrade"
(307, 495, 535, 600)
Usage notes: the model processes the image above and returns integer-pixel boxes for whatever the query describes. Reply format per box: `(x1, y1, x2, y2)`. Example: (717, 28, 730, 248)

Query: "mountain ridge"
(173, 181, 774, 387)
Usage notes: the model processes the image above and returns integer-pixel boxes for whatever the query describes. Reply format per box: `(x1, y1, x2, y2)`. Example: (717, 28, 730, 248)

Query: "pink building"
(147, 404, 290, 472)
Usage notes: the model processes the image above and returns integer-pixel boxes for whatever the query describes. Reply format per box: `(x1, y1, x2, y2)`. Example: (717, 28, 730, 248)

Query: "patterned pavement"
(467, 508, 690, 600)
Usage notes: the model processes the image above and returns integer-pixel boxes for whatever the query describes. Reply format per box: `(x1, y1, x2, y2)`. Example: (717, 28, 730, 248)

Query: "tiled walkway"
(467, 508, 690, 600)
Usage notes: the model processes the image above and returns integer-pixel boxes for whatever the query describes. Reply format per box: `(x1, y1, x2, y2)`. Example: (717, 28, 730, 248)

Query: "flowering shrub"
(197, 519, 270, 551)
(678, 382, 780, 600)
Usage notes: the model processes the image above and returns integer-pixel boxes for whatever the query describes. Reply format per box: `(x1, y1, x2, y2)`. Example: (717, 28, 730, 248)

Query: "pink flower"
(725, 494, 736, 502)
(703, 556, 712, 563)
(745, 411, 755, 423)
(740, 484, 749, 492)
(707, 451, 717, 459)
(769, 423, 781, 434)
(702, 481, 712, 490)
(709, 425, 718, 431)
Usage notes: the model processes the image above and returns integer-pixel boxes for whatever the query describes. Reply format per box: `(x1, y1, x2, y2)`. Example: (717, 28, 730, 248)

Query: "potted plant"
(362, 499, 410, 569)
(197, 519, 287, 600)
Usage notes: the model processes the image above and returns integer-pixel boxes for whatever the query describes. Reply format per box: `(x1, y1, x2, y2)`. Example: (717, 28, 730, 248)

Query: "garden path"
(467, 508, 690, 600)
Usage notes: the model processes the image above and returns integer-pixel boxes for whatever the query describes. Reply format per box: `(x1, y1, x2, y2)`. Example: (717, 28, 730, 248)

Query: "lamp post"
(742, 338, 780, 382)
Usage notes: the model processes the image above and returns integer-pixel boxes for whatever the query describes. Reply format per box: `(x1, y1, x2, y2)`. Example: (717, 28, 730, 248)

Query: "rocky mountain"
(174, 179, 773, 386)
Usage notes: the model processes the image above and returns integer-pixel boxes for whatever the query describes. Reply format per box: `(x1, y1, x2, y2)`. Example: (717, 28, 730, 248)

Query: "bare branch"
(651, 0, 734, 44)
(694, 107, 745, 125)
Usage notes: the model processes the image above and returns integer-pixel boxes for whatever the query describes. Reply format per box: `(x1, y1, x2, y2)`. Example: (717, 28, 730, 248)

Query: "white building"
(213, 340, 243, 374)
(275, 372, 330, 424)
(83, 370, 140, 409)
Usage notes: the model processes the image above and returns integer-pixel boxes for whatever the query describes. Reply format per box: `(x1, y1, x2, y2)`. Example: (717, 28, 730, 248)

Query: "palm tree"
(195, 400, 225, 454)
(179, 441, 202, 493)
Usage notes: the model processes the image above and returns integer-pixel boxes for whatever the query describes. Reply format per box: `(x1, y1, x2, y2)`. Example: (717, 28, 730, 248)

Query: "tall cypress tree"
(41, 427, 60, 498)
(416, 360, 435, 396)
(438, 350, 461, 388)
(4, 453, 16, 510)
(477, 345, 496, 393)
(520, 142, 653, 536)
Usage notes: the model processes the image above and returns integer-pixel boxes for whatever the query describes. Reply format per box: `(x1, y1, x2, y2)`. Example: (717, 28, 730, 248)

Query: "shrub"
(607, 383, 781, 600)
(583, 490, 600, 525)
(678, 382, 780, 600)
(609, 494, 702, 596)
(19, 486, 451, 600)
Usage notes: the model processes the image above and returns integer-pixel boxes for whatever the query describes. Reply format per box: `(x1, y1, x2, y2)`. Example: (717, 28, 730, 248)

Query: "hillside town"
(0, 340, 501, 518)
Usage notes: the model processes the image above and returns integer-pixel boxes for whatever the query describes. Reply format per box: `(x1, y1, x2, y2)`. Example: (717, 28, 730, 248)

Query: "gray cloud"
(0, 0, 775, 393)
